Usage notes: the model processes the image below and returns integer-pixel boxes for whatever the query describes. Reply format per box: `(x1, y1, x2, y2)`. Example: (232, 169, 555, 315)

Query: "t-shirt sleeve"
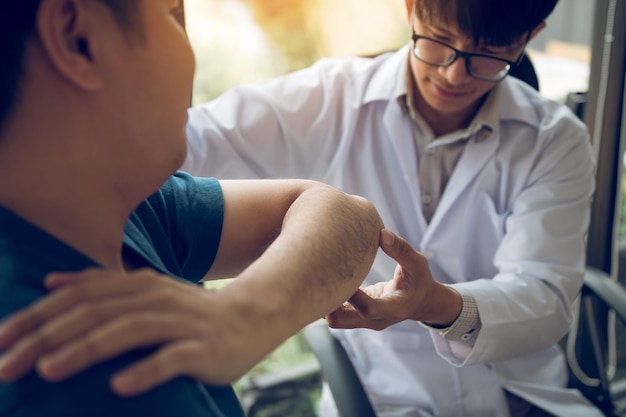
(130, 172, 224, 282)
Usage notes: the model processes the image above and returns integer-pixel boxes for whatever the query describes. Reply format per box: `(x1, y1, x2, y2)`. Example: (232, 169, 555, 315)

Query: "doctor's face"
(408, 17, 526, 122)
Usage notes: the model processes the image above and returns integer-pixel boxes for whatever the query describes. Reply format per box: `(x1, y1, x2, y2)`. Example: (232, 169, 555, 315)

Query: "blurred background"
(185, 0, 592, 106)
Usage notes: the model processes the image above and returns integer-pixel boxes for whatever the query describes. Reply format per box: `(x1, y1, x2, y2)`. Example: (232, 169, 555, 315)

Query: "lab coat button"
(421, 194, 432, 205)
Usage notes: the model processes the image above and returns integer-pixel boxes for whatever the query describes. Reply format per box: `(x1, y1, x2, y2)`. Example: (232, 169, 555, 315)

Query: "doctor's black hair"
(0, 0, 136, 133)
(414, 0, 559, 47)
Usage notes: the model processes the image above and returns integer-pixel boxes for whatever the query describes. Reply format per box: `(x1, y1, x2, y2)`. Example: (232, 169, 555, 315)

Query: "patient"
(0, 1, 382, 416)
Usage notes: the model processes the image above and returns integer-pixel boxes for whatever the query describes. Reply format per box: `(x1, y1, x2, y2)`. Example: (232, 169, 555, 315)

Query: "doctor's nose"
(439, 57, 471, 86)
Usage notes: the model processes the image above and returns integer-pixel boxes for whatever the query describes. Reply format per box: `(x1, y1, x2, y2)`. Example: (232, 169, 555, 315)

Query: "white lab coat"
(183, 46, 601, 417)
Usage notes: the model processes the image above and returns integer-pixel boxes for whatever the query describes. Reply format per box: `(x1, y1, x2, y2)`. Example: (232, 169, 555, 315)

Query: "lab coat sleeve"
(182, 59, 360, 180)
(429, 105, 596, 366)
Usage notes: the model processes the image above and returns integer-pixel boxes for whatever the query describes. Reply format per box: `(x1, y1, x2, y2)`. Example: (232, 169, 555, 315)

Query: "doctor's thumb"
(380, 229, 414, 261)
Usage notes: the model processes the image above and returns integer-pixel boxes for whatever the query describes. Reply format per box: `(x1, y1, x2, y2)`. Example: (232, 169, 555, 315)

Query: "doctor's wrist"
(420, 282, 463, 328)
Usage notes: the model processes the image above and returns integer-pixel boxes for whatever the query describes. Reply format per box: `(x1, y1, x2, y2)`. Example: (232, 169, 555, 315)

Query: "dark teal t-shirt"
(0, 172, 245, 417)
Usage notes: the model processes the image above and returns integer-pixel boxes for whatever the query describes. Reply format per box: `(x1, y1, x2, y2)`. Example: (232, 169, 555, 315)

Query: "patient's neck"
(0, 125, 130, 272)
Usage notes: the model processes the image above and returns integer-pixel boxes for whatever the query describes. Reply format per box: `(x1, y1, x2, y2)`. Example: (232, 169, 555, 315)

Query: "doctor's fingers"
(326, 305, 397, 331)
(379, 230, 431, 281)
(347, 288, 409, 321)
(326, 291, 402, 330)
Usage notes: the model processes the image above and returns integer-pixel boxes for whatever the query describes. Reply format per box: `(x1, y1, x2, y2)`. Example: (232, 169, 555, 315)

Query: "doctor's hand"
(326, 229, 462, 331)
(0, 268, 280, 397)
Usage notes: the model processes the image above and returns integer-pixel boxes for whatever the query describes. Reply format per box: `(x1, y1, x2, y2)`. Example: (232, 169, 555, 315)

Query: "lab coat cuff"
(420, 286, 482, 346)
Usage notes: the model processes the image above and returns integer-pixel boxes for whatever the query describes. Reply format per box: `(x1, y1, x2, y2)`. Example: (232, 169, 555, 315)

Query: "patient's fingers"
(0, 269, 184, 382)
(111, 341, 206, 397)
(37, 312, 198, 382)
(0, 269, 141, 351)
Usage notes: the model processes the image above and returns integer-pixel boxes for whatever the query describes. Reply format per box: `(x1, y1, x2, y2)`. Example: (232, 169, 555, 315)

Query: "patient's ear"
(35, 0, 105, 91)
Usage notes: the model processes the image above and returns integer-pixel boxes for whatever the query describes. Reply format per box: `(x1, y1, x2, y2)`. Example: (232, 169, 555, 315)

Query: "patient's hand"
(0, 268, 278, 396)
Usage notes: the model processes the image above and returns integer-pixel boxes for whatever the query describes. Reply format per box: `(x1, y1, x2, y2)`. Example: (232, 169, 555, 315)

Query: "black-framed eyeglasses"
(411, 31, 525, 82)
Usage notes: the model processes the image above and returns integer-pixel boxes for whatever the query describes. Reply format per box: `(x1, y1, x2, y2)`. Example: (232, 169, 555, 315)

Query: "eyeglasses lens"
(413, 38, 510, 81)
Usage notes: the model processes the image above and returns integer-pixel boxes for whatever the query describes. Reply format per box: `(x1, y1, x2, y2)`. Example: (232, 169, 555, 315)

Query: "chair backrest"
(567, 268, 626, 417)
(302, 320, 377, 417)
(510, 53, 540, 91)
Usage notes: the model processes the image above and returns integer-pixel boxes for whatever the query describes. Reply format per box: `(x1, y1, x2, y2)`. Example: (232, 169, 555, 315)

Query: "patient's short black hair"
(0, 0, 136, 132)
(414, 0, 559, 47)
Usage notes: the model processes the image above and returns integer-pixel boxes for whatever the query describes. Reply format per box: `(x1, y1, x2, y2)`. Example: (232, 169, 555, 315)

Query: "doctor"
(183, 0, 599, 416)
